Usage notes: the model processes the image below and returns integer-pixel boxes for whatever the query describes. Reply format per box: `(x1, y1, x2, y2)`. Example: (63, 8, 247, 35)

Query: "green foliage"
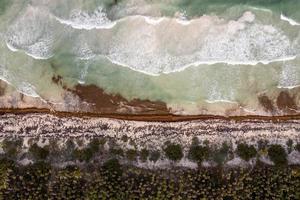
(164, 143, 183, 161)
(0, 158, 14, 190)
(50, 165, 86, 199)
(188, 145, 210, 163)
(103, 158, 122, 176)
(72, 139, 102, 162)
(268, 144, 287, 166)
(149, 151, 160, 162)
(29, 143, 49, 160)
(110, 147, 124, 157)
(72, 148, 94, 162)
(0, 160, 299, 199)
(126, 149, 137, 161)
(89, 138, 101, 152)
(2, 139, 22, 158)
(1, 138, 299, 199)
(1, 162, 51, 199)
(236, 143, 257, 161)
(140, 148, 149, 162)
(212, 142, 230, 165)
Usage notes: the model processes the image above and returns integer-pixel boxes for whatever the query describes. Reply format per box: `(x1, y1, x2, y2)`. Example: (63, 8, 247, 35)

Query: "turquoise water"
(0, 0, 300, 114)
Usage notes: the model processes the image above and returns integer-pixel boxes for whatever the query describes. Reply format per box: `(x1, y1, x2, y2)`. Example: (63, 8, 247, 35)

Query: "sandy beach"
(0, 112, 299, 167)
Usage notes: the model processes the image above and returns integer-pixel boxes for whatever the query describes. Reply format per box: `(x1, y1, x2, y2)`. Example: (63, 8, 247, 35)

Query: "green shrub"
(212, 142, 230, 165)
(72, 138, 102, 162)
(72, 148, 94, 162)
(103, 158, 122, 176)
(126, 149, 137, 161)
(29, 143, 49, 160)
(0, 158, 299, 199)
(149, 151, 160, 162)
(89, 138, 101, 152)
(2, 139, 22, 158)
(0, 158, 14, 190)
(236, 143, 257, 161)
(164, 143, 183, 161)
(188, 145, 210, 163)
(52, 165, 86, 199)
(268, 144, 287, 166)
(140, 148, 149, 162)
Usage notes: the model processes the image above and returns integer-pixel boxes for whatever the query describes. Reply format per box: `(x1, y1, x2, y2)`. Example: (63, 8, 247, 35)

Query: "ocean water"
(0, 0, 300, 114)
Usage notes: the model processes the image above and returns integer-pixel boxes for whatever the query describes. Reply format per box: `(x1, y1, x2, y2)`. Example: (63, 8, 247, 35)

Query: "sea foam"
(101, 12, 296, 75)
(5, 6, 55, 60)
(53, 7, 116, 30)
(5, 6, 300, 76)
(278, 63, 300, 89)
(280, 14, 300, 26)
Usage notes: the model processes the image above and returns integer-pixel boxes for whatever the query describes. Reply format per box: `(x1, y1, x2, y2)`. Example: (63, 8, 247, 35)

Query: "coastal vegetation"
(0, 136, 297, 167)
(0, 159, 299, 199)
(0, 131, 298, 198)
(236, 143, 257, 161)
(164, 142, 183, 161)
(268, 144, 288, 166)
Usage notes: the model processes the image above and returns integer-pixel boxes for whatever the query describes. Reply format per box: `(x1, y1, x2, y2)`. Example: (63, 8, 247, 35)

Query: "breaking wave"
(5, 6, 55, 60)
(280, 14, 300, 26)
(53, 7, 116, 30)
(4, 5, 300, 76)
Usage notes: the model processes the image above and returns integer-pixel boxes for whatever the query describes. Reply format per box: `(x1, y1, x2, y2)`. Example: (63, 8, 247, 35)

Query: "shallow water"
(0, 0, 300, 114)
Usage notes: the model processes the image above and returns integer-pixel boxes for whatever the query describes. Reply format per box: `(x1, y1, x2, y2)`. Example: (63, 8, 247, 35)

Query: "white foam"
(54, 16, 116, 30)
(176, 18, 191, 25)
(54, 12, 196, 29)
(6, 41, 54, 60)
(105, 52, 297, 76)
(249, 6, 272, 13)
(278, 63, 300, 89)
(101, 12, 296, 75)
(53, 7, 116, 30)
(277, 85, 300, 89)
(24, 51, 53, 60)
(205, 99, 238, 104)
(6, 7, 298, 75)
(176, 56, 297, 73)
(0, 76, 40, 98)
(104, 56, 160, 76)
(6, 42, 18, 52)
(280, 14, 300, 26)
(205, 83, 237, 104)
(5, 6, 55, 60)
(143, 16, 165, 25)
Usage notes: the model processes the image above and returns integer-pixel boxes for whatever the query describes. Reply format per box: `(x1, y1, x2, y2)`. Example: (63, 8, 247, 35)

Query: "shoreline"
(1, 107, 300, 122)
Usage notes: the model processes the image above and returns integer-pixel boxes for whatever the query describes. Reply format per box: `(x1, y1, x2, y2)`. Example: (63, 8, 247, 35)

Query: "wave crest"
(54, 7, 116, 30)
(5, 6, 55, 59)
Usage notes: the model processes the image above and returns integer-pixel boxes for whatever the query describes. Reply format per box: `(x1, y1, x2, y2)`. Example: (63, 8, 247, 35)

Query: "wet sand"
(0, 75, 299, 121)
(1, 107, 300, 122)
